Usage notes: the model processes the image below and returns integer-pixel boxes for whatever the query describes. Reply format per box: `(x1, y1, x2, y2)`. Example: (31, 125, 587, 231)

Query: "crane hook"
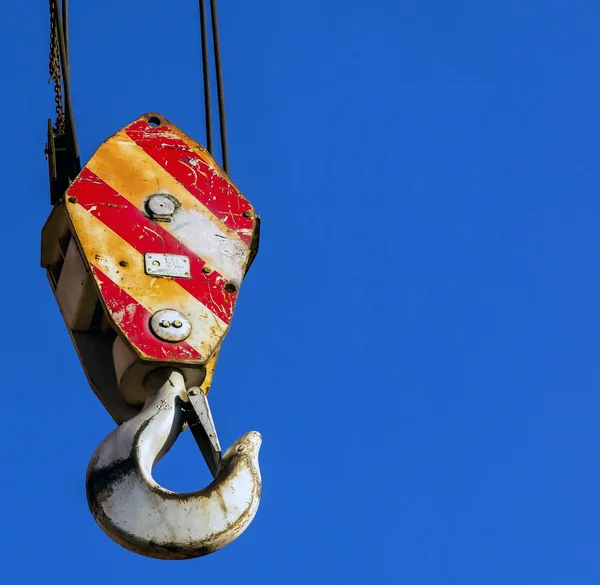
(86, 368, 262, 560)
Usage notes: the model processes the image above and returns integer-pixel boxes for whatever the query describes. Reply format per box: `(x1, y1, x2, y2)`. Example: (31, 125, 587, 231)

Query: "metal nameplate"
(145, 253, 191, 278)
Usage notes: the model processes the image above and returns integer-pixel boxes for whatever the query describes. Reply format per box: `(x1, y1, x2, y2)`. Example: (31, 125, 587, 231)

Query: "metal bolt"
(242, 210, 253, 218)
(188, 388, 200, 397)
(202, 266, 212, 274)
(146, 194, 177, 219)
(150, 310, 192, 342)
(68, 196, 77, 203)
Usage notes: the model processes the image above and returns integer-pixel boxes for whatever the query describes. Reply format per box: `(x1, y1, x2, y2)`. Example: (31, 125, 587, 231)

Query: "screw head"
(150, 310, 191, 342)
(145, 194, 177, 219)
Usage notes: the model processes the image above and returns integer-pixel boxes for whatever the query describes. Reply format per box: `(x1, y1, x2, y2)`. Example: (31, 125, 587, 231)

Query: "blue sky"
(2, 0, 600, 583)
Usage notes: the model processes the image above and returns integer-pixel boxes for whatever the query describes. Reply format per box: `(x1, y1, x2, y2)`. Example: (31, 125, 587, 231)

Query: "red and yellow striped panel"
(64, 113, 257, 364)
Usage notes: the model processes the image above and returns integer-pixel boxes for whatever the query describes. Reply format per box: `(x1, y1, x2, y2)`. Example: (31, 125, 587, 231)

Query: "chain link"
(49, 0, 65, 134)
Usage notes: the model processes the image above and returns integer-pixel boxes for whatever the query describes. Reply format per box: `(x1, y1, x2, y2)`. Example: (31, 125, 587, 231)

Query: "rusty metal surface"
(86, 369, 262, 560)
(63, 112, 258, 365)
(42, 113, 264, 557)
(41, 113, 260, 420)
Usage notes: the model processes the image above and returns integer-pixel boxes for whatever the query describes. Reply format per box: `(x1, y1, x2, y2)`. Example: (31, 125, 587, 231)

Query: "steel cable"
(199, 0, 229, 174)
(199, 0, 213, 154)
(209, 0, 229, 174)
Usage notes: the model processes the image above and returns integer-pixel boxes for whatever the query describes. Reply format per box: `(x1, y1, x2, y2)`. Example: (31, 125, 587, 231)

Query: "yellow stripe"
(87, 131, 245, 244)
(68, 202, 227, 358)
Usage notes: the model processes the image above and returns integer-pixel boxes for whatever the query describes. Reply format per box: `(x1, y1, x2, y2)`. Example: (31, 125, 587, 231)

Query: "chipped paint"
(63, 113, 258, 365)
(86, 369, 262, 560)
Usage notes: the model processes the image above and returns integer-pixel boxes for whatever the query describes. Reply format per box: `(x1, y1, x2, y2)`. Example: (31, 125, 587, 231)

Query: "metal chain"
(49, 0, 65, 134)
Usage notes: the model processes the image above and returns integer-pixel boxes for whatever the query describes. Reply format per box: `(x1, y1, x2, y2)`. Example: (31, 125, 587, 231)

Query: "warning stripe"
(125, 120, 254, 244)
(68, 199, 225, 360)
(68, 168, 235, 324)
(85, 134, 249, 285)
(92, 266, 203, 362)
(86, 133, 244, 247)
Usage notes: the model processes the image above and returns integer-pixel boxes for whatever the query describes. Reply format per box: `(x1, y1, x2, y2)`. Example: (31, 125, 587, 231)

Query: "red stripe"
(92, 266, 203, 362)
(125, 120, 253, 244)
(69, 168, 235, 324)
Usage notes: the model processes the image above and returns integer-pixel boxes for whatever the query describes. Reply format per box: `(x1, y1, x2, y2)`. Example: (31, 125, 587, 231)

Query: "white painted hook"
(86, 369, 262, 560)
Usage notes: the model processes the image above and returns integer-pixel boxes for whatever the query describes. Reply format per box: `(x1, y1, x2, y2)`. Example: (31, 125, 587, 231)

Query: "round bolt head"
(150, 310, 191, 342)
(146, 194, 177, 218)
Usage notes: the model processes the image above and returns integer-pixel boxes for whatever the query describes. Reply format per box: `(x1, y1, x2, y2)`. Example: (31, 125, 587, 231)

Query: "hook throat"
(86, 368, 262, 559)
